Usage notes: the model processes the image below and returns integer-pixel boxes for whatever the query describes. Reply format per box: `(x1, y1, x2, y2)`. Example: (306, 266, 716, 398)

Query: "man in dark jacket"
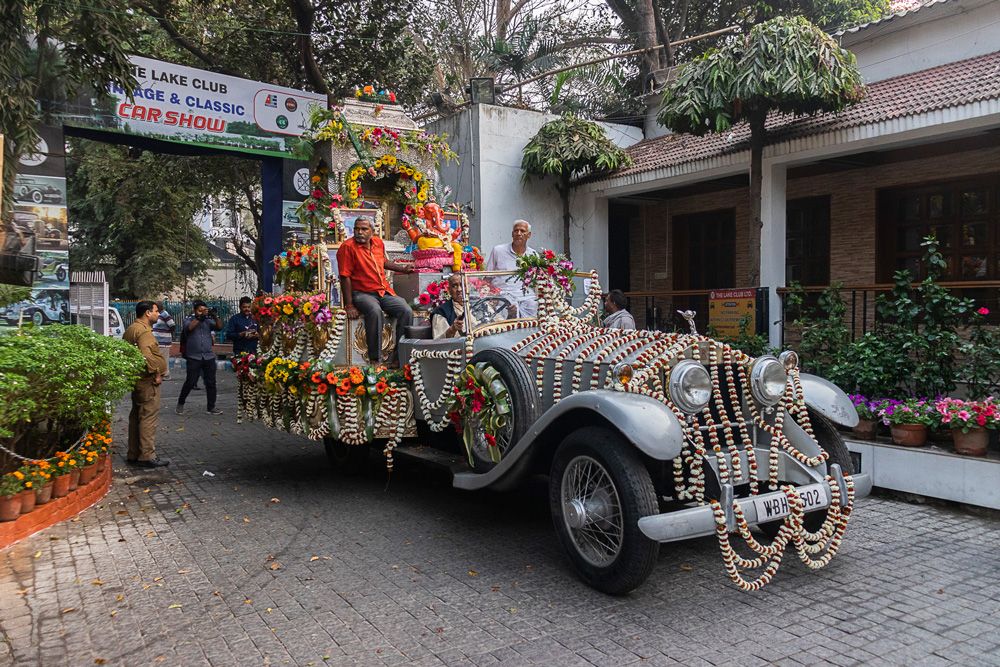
(176, 300, 222, 415)
(226, 296, 259, 356)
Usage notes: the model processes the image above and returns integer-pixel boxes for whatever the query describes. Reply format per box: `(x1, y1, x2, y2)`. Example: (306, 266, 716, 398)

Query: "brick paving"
(2, 377, 1000, 666)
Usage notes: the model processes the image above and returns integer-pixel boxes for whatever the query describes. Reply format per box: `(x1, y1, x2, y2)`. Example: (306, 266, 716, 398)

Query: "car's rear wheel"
(31, 190, 43, 204)
(758, 409, 854, 539)
(550, 427, 660, 595)
(465, 348, 537, 472)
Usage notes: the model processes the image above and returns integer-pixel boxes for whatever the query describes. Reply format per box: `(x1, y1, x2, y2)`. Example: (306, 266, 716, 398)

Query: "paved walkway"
(2, 378, 1000, 666)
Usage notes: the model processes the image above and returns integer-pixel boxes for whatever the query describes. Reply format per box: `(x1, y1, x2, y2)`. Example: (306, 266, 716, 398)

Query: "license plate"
(751, 486, 826, 521)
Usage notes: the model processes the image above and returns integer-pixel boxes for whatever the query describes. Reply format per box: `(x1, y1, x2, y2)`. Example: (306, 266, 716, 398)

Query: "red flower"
(484, 433, 496, 447)
(427, 282, 441, 296)
(977, 307, 990, 316)
(544, 249, 556, 260)
(388, 91, 396, 103)
(547, 265, 556, 275)
(311, 372, 323, 384)
(316, 383, 328, 394)
(403, 365, 413, 381)
(307, 202, 316, 212)
(418, 293, 431, 305)
(312, 189, 323, 199)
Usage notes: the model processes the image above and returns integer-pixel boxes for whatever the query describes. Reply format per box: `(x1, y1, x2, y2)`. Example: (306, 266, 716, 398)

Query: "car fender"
(798, 372, 858, 428)
(453, 390, 685, 491)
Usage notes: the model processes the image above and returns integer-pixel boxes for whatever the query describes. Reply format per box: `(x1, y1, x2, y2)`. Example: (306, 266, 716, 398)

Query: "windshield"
(461, 270, 600, 332)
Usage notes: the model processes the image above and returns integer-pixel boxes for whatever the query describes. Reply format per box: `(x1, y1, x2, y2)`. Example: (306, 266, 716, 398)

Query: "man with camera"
(176, 300, 223, 415)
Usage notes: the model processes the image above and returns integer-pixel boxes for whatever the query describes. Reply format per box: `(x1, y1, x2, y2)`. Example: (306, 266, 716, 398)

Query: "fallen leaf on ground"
(269, 562, 282, 571)
(95, 659, 107, 665)
(168, 603, 182, 609)
(212, 591, 221, 597)
(153, 577, 163, 582)
(91, 579, 104, 586)
(61, 608, 76, 614)
(270, 497, 280, 503)
(109, 610, 117, 617)
(146, 531, 156, 537)
(467, 570, 478, 577)
(33, 551, 41, 559)
(244, 598, 252, 604)
(143, 489, 150, 494)
(309, 556, 320, 562)
(490, 585, 500, 592)
(243, 516, 250, 523)
(177, 569, 190, 574)
(116, 510, 128, 515)
(679, 563, 693, 572)
(115, 594, 124, 602)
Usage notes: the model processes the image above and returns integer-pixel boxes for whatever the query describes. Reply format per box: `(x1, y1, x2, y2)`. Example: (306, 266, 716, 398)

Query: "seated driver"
(337, 216, 414, 363)
(431, 273, 477, 338)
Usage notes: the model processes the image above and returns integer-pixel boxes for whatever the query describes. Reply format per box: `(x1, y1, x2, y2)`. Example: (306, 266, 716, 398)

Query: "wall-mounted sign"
(708, 288, 757, 339)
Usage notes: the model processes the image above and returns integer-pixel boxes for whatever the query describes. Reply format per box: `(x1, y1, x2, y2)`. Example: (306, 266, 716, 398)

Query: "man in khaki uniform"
(123, 301, 170, 468)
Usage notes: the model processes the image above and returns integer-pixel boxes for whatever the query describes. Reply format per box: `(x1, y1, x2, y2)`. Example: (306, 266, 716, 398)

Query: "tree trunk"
(747, 112, 767, 288)
(635, 0, 662, 81)
(559, 174, 571, 258)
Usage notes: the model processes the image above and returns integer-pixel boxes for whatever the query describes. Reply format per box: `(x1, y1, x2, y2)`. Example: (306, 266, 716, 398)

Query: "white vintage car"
(238, 268, 869, 594)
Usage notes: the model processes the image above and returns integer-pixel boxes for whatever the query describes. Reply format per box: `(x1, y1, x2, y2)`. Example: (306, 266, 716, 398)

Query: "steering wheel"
(470, 296, 516, 324)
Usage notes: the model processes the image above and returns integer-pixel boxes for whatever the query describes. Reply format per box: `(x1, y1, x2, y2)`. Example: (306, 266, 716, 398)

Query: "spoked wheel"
(550, 427, 659, 595)
(323, 438, 370, 475)
(758, 409, 855, 539)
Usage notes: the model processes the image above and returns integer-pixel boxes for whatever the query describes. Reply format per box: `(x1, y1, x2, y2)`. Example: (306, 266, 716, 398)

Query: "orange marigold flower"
(375, 380, 389, 395)
(317, 383, 328, 394)
(312, 372, 323, 384)
(326, 372, 337, 384)
(354, 385, 366, 396)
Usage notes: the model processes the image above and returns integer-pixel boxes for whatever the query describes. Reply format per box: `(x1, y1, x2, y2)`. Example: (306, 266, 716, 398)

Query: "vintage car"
(237, 265, 870, 595)
(1, 289, 70, 326)
(15, 178, 63, 205)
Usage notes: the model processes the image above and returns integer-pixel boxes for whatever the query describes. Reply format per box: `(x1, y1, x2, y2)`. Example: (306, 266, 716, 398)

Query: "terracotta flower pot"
(953, 428, 989, 456)
(18, 488, 36, 514)
(0, 494, 22, 522)
(96, 456, 107, 473)
(52, 474, 71, 498)
(890, 423, 927, 447)
(79, 464, 98, 485)
(67, 468, 81, 491)
(852, 418, 877, 440)
(36, 482, 54, 505)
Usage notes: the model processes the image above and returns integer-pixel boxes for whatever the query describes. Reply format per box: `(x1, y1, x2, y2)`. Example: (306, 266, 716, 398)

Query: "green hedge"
(0, 325, 144, 472)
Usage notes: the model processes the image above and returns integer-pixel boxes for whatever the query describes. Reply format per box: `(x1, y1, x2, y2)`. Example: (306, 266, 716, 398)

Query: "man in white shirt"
(485, 219, 538, 317)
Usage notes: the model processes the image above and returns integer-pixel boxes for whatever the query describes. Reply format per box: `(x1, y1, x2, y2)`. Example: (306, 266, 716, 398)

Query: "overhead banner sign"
(65, 56, 328, 159)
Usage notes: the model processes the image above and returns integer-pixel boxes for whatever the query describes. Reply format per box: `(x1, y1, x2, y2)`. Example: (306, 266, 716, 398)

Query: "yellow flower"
(302, 302, 314, 316)
(417, 191, 427, 202)
(413, 172, 422, 182)
(282, 304, 294, 315)
(25, 481, 32, 489)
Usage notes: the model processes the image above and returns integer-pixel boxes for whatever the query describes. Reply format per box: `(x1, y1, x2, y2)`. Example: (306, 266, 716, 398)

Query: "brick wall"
(630, 144, 1000, 293)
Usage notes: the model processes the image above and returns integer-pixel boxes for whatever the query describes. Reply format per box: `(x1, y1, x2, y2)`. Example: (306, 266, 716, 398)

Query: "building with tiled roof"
(579, 0, 1000, 344)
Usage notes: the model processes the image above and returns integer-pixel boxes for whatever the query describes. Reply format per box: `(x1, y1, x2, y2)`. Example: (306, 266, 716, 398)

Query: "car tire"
(31, 310, 44, 326)
(323, 437, 369, 475)
(465, 348, 538, 473)
(758, 409, 854, 538)
(549, 427, 660, 595)
(56, 266, 67, 282)
(31, 190, 43, 204)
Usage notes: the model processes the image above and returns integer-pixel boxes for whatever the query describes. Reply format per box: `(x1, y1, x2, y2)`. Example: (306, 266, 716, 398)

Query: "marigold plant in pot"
(849, 394, 883, 440)
(0, 473, 24, 521)
(22, 461, 54, 504)
(879, 398, 935, 447)
(51, 454, 74, 498)
(78, 447, 100, 485)
(935, 397, 998, 456)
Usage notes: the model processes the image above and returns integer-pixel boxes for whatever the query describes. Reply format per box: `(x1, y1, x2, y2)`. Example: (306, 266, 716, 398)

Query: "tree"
(521, 115, 631, 257)
(0, 0, 137, 221)
(67, 140, 214, 298)
(657, 15, 863, 286)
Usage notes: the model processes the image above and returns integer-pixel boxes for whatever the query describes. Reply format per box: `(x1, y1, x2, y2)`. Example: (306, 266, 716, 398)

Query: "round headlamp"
(612, 362, 634, 386)
(668, 359, 712, 413)
(779, 350, 799, 371)
(749, 356, 787, 406)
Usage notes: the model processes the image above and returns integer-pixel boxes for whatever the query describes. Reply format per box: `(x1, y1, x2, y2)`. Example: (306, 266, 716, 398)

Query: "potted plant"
(78, 446, 100, 485)
(0, 472, 24, 521)
(25, 461, 54, 505)
(935, 397, 998, 456)
(879, 398, 935, 447)
(849, 395, 882, 440)
(51, 452, 75, 498)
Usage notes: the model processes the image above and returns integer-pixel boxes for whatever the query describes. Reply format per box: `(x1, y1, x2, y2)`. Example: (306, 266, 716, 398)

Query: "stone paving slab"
(2, 376, 1000, 666)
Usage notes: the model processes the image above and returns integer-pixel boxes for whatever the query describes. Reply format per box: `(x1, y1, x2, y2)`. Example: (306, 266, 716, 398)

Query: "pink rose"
(977, 307, 990, 316)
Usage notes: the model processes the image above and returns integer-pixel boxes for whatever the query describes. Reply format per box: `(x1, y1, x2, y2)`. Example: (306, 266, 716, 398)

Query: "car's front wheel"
(31, 310, 44, 326)
(549, 427, 660, 595)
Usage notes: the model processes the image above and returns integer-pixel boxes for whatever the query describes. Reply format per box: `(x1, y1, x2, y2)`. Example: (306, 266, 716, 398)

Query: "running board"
(393, 444, 468, 475)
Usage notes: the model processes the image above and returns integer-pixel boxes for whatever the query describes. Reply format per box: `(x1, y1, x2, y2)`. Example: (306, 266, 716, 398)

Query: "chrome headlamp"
(779, 350, 799, 371)
(749, 356, 788, 406)
(611, 362, 634, 386)
(668, 359, 712, 413)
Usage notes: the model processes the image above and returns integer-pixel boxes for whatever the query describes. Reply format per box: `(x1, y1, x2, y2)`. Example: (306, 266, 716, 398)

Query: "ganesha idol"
(401, 202, 464, 272)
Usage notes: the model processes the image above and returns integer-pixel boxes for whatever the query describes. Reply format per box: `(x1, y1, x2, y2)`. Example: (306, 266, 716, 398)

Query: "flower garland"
(446, 363, 512, 466)
(307, 107, 458, 166)
(515, 249, 574, 299)
(344, 158, 429, 208)
(353, 85, 397, 104)
(296, 165, 342, 234)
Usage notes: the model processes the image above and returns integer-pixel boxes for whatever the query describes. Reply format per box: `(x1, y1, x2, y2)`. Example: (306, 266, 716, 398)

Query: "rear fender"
(799, 373, 858, 428)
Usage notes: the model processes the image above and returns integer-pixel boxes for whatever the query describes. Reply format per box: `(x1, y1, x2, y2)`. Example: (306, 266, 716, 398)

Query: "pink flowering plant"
(934, 397, 999, 432)
(446, 363, 511, 466)
(414, 279, 451, 308)
(877, 397, 938, 427)
(515, 249, 575, 297)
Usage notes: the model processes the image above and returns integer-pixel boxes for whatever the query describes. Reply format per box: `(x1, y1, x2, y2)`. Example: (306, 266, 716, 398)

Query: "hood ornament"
(677, 310, 698, 335)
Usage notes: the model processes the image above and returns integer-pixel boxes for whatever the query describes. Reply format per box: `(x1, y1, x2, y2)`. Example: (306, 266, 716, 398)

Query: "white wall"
(843, 0, 1000, 83)
(430, 105, 642, 283)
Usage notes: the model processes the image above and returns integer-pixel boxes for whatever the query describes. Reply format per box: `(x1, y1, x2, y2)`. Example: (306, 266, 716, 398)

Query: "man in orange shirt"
(337, 216, 414, 363)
